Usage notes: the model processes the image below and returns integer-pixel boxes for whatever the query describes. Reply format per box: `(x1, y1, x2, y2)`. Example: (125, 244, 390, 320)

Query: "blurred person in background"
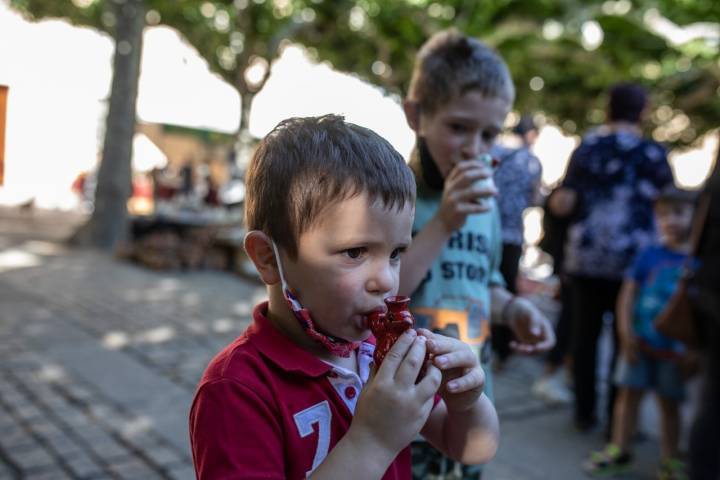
(490, 114, 543, 370)
(583, 186, 697, 479)
(532, 186, 575, 405)
(180, 159, 195, 199)
(549, 83, 674, 435)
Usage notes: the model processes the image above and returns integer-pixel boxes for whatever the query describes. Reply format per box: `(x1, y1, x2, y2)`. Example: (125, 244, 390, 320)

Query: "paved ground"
(0, 207, 688, 479)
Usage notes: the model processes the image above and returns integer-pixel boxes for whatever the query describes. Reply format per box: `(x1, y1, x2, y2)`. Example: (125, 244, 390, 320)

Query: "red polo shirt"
(189, 302, 411, 479)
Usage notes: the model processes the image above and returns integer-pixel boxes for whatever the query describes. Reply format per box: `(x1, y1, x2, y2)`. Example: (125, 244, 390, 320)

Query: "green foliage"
(652, 0, 720, 25)
(300, 0, 719, 146)
(10, 0, 106, 30)
(10, 0, 720, 146)
(301, 0, 720, 144)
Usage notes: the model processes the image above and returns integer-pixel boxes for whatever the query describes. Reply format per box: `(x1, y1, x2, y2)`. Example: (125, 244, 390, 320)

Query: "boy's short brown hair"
(407, 29, 515, 116)
(245, 114, 416, 259)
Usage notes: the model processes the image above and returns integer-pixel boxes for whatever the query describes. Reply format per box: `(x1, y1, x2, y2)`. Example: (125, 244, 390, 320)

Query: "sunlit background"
(0, 0, 716, 214)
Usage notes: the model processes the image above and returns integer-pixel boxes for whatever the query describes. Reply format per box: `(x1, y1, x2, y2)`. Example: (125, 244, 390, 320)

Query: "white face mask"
(270, 240, 359, 357)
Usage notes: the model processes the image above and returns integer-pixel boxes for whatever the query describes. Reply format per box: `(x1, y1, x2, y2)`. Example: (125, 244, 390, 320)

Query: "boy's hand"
(419, 328, 485, 413)
(350, 329, 442, 455)
(437, 160, 497, 232)
(504, 297, 556, 354)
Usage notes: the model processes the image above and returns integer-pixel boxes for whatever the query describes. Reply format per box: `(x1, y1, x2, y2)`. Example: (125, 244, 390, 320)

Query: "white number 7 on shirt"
(293, 401, 332, 476)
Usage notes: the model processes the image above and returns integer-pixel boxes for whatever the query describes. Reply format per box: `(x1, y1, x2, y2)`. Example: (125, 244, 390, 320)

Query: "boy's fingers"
(395, 336, 428, 386)
(447, 169, 490, 191)
(457, 185, 497, 203)
(376, 329, 417, 380)
(458, 203, 492, 214)
(451, 160, 491, 175)
(447, 160, 477, 177)
(432, 348, 476, 370)
(449, 195, 495, 213)
(510, 340, 540, 354)
(445, 368, 484, 394)
(447, 164, 491, 188)
(416, 363, 442, 398)
(416, 328, 435, 340)
(529, 319, 555, 352)
(510, 335, 554, 354)
(533, 335, 555, 352)
(425, 334, 460, 355)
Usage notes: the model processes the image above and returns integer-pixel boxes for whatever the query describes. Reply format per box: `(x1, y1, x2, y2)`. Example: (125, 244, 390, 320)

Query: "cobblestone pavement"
(0, 208, 674, 479)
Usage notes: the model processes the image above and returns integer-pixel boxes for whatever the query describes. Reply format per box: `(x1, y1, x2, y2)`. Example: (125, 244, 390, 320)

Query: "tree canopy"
(298, 0, 719, 146)
(12, 0, 719, 147)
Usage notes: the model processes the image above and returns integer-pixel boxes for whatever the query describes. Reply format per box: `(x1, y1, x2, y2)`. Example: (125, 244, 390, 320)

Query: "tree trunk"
(231, 17, 300, 167)
(72, 0, 145, 250)
(235, 90, 255, 166)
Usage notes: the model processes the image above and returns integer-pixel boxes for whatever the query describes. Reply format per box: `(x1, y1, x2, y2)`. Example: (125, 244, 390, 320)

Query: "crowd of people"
(186, 27, 717, 480)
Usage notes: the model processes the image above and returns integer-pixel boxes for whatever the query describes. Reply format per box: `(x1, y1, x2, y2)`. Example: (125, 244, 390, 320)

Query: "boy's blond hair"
(407, 29, 515, 115)
(244, 114, 416, 259)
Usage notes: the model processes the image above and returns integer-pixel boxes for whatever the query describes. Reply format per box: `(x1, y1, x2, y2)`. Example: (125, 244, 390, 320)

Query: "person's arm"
(418, 331, 499, 465)
(547, 187, 577, 218)
(617, 249, 651, 363)
(421, 394, 499, 464)
(483, 205, 554, 353)
(616, 279, 639, 362)
(529, 154, 544, 207)
(548, 144, 585, 218)
(643, 142, 673, 190)
(490, 286, 556, 353)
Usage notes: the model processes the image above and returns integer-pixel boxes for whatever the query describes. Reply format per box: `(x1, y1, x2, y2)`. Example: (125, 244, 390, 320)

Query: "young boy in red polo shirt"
(189, 115, 500, 479)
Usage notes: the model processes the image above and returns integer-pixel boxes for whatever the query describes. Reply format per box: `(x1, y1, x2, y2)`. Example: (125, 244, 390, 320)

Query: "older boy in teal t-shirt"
(398, 30, 556, 479)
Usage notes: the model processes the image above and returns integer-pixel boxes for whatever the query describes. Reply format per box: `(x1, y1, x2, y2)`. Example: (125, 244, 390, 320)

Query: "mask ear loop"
(270, 240, 302, 310)
(269, 239, 360, 357)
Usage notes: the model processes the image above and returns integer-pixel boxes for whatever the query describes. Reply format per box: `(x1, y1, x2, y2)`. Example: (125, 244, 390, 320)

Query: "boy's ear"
(243, 231, 281, 285)
(403, 99, 421, 132)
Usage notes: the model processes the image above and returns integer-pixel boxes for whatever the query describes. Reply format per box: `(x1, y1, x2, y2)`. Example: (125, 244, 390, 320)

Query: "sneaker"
(582, 444, 632, 477)
(658, 458, 688, 480)
(532, 372, 573, 405)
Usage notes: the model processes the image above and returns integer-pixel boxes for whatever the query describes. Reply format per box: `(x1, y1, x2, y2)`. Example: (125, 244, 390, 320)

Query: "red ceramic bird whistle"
(369, 296, 428, 380)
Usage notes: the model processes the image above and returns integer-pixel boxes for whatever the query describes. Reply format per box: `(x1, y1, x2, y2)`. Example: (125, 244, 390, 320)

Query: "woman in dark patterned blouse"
(549, 83, 674, 435)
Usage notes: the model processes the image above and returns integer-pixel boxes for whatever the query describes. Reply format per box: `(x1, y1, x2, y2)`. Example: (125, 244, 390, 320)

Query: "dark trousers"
(491, 243, 522, 362)
(569, 275, 622, 428)
(499, 243, 522, 294)
(547, 275, 573, 367)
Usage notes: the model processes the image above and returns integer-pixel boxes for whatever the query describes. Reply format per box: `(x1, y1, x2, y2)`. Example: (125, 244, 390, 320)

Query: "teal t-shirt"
(409, 187, 505, 355)
(405, 146, 506, 404)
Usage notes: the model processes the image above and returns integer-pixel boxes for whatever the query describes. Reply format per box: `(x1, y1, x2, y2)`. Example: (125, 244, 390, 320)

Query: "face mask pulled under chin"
(270, 240, 359, 358)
